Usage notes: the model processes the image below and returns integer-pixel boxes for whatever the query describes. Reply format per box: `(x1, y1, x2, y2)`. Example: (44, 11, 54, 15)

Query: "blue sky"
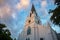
(0, 0, 60, 39)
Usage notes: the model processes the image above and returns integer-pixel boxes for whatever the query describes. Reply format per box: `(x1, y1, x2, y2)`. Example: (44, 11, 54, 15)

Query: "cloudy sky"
(0, 0, 60, 39)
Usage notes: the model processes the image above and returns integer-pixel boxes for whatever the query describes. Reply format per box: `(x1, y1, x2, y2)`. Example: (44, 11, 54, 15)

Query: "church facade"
(18, 5, 57, 40)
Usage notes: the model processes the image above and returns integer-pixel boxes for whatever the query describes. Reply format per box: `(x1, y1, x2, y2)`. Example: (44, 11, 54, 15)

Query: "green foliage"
(49, 0, 60, 26)
(0, 23, 12, 40)
(54, 0, 60, 5)
(0, 24, 6, 29)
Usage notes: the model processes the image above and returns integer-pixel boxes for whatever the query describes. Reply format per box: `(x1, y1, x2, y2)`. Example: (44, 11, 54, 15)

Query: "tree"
(49, 0, 60, 26)
(0, 24, 12, 40)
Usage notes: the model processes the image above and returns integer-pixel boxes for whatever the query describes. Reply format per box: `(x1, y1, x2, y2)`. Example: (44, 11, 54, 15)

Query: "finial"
(31, 4, 36, 12)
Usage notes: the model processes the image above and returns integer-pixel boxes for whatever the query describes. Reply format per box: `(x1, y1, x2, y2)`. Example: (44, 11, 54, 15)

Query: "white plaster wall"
(18, 24, 58, 40)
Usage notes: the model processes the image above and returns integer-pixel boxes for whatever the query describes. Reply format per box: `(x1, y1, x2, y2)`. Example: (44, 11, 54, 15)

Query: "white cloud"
(38, 0, 48, 18)
(0, 0, 21, 39)
(16, 0, 30, 10)
(41, 0, 47, 8)
(12, 13, 16, 19)
(0, 0, 4, 4)
(0, 4, 12, 18)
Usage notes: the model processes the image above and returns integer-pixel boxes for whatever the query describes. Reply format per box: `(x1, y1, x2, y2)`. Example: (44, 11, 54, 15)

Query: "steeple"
(31, 4, 36, 13)
(31, 4, 37, 16)
(25, 4, 41, 26)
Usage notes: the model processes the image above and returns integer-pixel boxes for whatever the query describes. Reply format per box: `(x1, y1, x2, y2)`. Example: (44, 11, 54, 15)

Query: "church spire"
(25, 4, 41, 26)
(30, 4, 37, 16)
(31, 4, 36, 13)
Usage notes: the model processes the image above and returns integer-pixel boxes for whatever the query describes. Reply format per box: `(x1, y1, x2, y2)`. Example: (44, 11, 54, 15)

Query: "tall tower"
(24, 4, 41, 40)
(25, 4, 41, 26)
(18, 4, 57, 40)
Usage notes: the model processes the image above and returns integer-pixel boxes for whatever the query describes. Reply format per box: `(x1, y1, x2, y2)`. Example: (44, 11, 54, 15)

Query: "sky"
(0, 0, 60, 39)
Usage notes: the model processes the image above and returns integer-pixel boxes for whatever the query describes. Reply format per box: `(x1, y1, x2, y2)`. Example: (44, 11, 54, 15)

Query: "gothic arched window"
(27, 26, 31, 35)
(26, 38, 30, 40)
(40, 38, 43, 40)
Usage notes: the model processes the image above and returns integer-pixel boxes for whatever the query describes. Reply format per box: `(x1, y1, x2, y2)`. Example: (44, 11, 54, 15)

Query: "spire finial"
(31, 4, 36, 13)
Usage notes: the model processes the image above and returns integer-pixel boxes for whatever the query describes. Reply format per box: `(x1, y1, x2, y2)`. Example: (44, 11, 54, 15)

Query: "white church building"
(18, 4, 57, 40)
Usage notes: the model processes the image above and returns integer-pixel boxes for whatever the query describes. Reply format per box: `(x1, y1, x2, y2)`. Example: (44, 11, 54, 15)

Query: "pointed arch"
(27, 26, 31, 35)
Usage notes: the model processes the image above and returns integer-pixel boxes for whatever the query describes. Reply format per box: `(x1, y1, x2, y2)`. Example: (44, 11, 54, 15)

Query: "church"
(18, 4, 57, 40)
